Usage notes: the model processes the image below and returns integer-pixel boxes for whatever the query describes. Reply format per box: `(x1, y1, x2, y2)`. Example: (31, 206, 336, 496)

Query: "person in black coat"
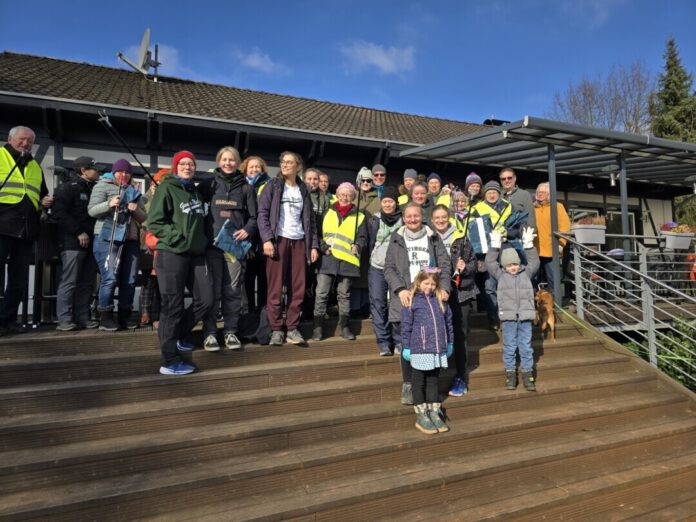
(52, 156, 101, 330)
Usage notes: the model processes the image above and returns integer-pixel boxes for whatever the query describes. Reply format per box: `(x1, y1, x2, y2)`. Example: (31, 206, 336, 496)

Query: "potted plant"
(571, 215, 606, 245)
(660, 221, 695, 250)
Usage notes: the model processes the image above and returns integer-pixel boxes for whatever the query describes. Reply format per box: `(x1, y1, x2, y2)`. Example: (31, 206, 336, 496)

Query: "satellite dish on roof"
(117, 28, 162, 82)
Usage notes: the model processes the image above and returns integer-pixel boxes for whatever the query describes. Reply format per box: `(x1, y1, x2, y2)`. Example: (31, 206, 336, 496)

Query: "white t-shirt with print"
(277, 183, 304, 240)
(406, 235, 431, 282)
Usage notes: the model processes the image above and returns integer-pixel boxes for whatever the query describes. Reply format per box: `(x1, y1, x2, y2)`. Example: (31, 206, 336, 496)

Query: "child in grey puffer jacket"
(486, 227, 539, 392)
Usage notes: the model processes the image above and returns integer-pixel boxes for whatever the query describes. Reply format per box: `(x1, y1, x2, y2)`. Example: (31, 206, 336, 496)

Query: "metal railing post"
(574, 246, 585, 321)
(639, 248, 658, 367)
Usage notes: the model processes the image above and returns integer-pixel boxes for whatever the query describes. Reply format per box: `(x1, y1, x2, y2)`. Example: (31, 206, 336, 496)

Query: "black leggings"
(412, 368, 442, 405)
(451, 300, 472, 380)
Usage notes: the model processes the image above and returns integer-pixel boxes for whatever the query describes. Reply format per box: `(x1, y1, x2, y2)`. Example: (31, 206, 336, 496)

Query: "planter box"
(571, 224, 606, 245)
(661, 230, 694, 250)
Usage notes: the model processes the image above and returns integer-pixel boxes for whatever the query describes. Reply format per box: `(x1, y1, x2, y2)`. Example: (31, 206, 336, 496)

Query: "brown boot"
(139, 312, 152, 326)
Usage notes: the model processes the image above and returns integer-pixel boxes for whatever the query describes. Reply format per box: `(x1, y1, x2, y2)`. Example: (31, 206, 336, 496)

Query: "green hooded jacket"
(147, 176, 208, 255)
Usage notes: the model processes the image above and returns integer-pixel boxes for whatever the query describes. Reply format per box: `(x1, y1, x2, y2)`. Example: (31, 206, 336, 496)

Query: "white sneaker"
(203, 334, 220, 352)
(224, 332, 242, 350)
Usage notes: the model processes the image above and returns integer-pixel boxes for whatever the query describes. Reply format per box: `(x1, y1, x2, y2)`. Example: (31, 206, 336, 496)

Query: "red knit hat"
(172, 151, 196, 173)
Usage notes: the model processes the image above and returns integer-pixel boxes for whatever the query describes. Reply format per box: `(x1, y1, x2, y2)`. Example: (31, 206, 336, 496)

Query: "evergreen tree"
(650, 37, 696, 142)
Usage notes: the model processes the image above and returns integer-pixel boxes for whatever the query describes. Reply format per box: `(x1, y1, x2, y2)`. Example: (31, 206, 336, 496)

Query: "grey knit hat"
(501, 248, 520, 266)
(403, 168, 418, 181)
(372, 164, 386, 175)
(483, 180, 502, 194)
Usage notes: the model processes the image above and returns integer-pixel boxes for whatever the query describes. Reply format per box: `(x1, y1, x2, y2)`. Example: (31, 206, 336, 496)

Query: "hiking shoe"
(505, 370, 517, 390)
(394, 344, 402, 356)
(80, 320, 100, 329)
(449, 377, 468, 397)
(98, 310, 119, 332)
(428, 403, 450, 433)
(414, 404, 438, 434)
(401, 382, 414, 405)
(379, 344, 392, 357)
(269, 331, 285, 345)
(56, 322, 78, 332)
(311, 325, 323, 341)
(159, 361, 196, 376)
(176, 339, 195, 352)
(203, 334, 220, 352)
(286, 329, 306, 345)
(224, 332, 242, 350)
(522, 371, 537, 391)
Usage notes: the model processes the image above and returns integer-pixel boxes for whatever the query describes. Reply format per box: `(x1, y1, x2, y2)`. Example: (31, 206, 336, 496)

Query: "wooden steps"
(0, 314, 694, 520)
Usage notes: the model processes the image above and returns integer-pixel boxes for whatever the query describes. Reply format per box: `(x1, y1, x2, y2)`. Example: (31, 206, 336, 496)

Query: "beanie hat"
(403, 168, 418, 181)
(111, 159, 133, 175)
(172, 151, 196, 173)
(501, 247, 520, 266)
(357, 166, 373, 181)
(381, 185, 399, 202)
(483, 180, 502, 194)
(427, 172, 441, 183)
(464, 172, 482, 191)
(336, 182, 356, 195)
(372, 164, 386, 175)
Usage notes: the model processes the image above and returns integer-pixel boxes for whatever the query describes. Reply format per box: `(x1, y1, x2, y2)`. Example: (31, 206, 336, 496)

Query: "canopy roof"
(399, 116, 696, 187)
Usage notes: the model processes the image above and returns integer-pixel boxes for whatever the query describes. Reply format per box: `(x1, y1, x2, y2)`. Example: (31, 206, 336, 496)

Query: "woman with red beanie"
(147, 151, 214, 375)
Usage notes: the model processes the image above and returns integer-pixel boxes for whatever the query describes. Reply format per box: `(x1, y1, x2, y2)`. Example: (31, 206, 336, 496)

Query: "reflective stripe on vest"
(0, 148, 43, 209)
(322, 208, 365, 267)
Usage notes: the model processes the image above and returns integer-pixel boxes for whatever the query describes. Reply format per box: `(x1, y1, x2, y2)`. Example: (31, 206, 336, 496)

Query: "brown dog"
(534, 288, 556, 341)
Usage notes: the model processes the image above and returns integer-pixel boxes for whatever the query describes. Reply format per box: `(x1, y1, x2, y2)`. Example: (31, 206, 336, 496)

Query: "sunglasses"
(500, 176, 514, 181)
(372, 173, 386, 178)
(361, 179, 372, 183)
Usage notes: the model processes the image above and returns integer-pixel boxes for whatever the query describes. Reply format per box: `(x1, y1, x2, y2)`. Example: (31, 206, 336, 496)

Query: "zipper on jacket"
(426, 296, 440, 352)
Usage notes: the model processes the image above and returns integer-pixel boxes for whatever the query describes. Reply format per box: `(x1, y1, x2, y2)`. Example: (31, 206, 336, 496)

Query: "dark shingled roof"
(0, 52, 485, 145)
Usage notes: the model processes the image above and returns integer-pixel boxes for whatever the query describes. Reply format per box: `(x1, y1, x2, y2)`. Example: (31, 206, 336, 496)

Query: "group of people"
(0, 124, 569, 434)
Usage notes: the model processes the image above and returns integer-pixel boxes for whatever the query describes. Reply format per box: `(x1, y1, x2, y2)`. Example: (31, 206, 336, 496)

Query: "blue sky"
(3, 0, 695, 125)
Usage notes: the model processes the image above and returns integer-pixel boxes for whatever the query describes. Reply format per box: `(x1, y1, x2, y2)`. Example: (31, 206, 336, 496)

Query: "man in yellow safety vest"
(0, 126, 53, 334)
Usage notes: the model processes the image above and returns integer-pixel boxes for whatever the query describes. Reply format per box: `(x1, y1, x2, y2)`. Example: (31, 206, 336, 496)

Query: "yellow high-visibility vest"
(0, 148, 42, 209)
(398, 194, 409, 206)
(322, 208, 365, 266)
(436, 193, 451, 208)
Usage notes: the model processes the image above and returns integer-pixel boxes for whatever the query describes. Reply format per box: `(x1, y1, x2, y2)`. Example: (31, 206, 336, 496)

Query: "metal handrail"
(563, 232, 696, 390)
(558, 232, 696, 305)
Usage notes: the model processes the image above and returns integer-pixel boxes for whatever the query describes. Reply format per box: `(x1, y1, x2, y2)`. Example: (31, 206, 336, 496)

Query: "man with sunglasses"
(499, 167, 535, 229)
(371, 164, 387, 199)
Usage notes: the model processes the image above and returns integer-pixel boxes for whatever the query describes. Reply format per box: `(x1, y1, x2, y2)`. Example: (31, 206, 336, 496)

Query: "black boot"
(339, 315, 355, 340)
(98, 308, 119, 332)
(118, 307, 138, 329)
(522, 371, 537, 391)
(505, 370, 517, 390)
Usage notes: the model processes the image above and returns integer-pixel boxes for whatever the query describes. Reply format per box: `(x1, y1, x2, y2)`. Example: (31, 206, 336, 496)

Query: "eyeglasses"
(500, 176, 514, 181)
(372, 173, 386, 178)
(178, 162, 196, 168)
(361, 179, 372, 184)
(280, 160, 297, 166)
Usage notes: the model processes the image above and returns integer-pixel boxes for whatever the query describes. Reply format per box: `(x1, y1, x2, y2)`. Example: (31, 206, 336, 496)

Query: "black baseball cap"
(73, 156, 102, 171)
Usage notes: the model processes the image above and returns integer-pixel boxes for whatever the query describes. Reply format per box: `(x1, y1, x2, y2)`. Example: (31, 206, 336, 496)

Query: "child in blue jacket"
(402, 268, 455, 434)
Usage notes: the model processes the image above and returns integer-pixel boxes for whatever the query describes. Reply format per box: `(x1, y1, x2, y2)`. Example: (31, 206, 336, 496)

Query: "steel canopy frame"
(399, 116, 696, 304)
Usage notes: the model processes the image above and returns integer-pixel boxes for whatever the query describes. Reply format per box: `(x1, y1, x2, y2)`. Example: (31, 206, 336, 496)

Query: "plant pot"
(661, 230, 694, 250)
(571, 224, 606, 245)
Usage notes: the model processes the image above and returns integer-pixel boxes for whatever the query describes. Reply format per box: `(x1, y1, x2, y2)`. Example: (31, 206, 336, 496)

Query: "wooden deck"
(0, 314, 695, 520)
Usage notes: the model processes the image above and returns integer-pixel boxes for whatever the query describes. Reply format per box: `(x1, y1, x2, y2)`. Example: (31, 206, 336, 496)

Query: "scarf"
(403, 226, 427, 242)
(381, 208, 402, 226)
(437, 224, 457, 254)
(335, 201, 353, 219)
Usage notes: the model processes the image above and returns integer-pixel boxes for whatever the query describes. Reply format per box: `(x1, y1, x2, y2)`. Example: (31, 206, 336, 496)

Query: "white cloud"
(232, 47, 289, 75)
(340, 41, 415, 75)
(556, 0, 626, 29)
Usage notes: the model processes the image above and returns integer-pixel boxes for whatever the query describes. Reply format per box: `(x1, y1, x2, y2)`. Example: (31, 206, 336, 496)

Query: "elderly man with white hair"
(0, 126, 53, 335)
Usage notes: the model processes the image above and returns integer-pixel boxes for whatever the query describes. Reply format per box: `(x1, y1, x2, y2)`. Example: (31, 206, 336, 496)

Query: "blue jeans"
(535, 257, 556, 292)
(93, 238, 140, 310)
(483, 272, 498, 322)
(368, 266, 393, 348)
(501, 319, 533, 371)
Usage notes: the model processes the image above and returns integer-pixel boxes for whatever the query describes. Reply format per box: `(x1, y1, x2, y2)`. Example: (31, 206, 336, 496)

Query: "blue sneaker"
(159, 361, 196, 375)
(449, 377, 468, 397)
(176, 339, 195, 352)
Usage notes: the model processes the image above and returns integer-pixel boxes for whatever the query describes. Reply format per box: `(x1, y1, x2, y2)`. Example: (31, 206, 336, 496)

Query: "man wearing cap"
(52, 156, 102, 330)
(0, 126, 53, 335)
(371, 164, 387, 199)
(499, 167, 535, 230)
(399, 169, 418, 205)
